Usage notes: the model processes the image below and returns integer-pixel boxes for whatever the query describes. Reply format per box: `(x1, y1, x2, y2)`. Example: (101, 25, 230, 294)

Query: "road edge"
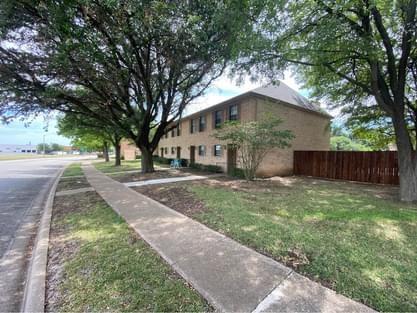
(21, 165, 66, 313)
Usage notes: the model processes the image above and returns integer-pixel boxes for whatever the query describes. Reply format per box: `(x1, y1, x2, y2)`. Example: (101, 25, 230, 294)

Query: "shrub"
(190, 163, 223, 173)
(229, 167, 245, 179)
(213, 115, 294, 180)
(153, 156, 171, 164)
(153, 156, 188, 167)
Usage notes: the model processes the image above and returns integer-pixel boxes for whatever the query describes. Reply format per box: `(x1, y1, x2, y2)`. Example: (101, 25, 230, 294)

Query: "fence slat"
(293, 151, 399, 185)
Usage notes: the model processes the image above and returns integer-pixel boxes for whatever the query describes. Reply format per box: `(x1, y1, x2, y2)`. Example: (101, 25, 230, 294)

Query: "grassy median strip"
(94, 160, 141, 173)
(47, 181, 210, 311)
(62, 163, 83, 177)
(187, 180, 417, 312)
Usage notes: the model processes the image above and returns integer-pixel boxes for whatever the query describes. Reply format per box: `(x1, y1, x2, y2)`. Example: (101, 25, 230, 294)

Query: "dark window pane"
(229, 104, 238, 121)
(199, 116, 206, 132)
(198, 145, 205, 156)
(190, 119, 197, 133)
(214, 144, 222, 156)
(214, 110, 223, 128)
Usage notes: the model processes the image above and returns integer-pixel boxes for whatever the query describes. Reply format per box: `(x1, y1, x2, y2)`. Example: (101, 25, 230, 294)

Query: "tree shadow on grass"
(190, 182, 417, 311)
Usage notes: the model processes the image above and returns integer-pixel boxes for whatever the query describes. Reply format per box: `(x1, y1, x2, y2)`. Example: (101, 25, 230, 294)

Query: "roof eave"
(249, 92, 333, 119)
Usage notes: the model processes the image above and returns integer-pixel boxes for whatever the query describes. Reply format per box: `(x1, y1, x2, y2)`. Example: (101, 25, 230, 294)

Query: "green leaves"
(213, 115, 294, 180)
(0, 0, 259, 171)
(214, 116, 293, 150)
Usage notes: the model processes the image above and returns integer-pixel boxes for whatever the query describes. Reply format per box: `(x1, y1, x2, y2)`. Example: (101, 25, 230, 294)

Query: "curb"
(21, 166, 66, 312)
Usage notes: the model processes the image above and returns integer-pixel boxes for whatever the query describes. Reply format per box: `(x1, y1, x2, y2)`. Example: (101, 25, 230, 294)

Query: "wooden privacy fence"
(293, 151, 399, 185)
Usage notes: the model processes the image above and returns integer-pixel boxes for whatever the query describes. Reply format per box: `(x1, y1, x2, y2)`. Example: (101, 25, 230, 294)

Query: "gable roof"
(250, 82, 327, 115)
(182, 81, 331, 120)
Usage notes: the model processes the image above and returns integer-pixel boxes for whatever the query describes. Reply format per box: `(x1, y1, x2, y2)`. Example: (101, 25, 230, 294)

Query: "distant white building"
(0, 144, 37, 154)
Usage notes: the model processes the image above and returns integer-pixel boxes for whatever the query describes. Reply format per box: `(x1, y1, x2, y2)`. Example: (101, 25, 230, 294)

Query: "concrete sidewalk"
(82, 164, 374, 313)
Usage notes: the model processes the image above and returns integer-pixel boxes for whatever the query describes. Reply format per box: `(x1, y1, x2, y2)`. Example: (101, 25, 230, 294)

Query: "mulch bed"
(111, 170, 190, 183)
(45, 191, 99, 312)
(135, 183, 209, 217)
(56, 176, 90, 192)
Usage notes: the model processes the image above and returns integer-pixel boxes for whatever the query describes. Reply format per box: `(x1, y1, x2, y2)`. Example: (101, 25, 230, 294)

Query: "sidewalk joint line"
(250, 271, 294, 313)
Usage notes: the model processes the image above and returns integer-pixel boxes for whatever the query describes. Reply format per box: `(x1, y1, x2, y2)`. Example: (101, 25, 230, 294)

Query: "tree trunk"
(392, 115, 417, 202)
(103, 141, 110, 162)
(114, 143, 121, 166)
(140, 147, 154, 173)
(398, 159, 417, 202)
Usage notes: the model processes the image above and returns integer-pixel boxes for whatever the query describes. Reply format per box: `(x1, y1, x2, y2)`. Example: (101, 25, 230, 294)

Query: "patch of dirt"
(111, 169, 190, 183)
(202, 175, 400, 201)
(56, 176, 90, 192)
(194, 176, 293, 195)
(282, 247, 310, 269)
(270, 176, 400, 200)
(45, 191, 99, 312)
(135, 183, 209, 217)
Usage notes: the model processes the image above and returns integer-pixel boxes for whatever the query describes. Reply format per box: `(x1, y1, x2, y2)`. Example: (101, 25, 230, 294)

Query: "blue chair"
(170, 159, 181, 168)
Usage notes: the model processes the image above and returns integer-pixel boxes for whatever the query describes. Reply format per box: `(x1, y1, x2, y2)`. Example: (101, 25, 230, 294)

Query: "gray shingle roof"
(182, 81, 330, 119)
(250, 82, 329, 116)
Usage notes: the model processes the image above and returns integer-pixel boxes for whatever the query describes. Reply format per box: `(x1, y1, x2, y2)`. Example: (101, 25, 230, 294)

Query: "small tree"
(50, 143, 64, 152)
(57, 113, 123, 165)
(214, 116, 294, 180)
(37, 143, 51, 154)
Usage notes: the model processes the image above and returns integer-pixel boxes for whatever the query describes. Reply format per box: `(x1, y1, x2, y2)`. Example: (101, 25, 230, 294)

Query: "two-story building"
(158, 83, 331, 177)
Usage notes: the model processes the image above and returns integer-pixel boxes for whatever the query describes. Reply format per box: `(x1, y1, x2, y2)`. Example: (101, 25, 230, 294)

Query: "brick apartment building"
(157, 83, 331, 177)
(120, 140, 140, 161)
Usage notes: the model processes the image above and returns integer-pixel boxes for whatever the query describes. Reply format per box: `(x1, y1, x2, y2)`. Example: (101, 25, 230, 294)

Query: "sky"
(0, 72, 317, 146)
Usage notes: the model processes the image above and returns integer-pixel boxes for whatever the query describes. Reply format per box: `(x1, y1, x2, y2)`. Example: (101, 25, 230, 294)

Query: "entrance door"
(176, 146, 181, 159)
(227, 145, 237, 174)
(189, 146, 195, 165)
(160, 147, 164, 158)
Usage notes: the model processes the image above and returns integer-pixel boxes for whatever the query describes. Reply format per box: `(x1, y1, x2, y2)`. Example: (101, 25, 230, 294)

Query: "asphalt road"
(0, 156, 90, 311)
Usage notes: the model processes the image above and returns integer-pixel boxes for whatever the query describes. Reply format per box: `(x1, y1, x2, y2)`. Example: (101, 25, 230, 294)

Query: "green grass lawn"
(49, 189, 210, 311)
(187, 179, 417, 312)
(94, 160, 141, 173)
(62, 163, 83, 177)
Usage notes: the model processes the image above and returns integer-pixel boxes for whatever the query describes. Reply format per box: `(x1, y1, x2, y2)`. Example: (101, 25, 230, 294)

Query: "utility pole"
(43, 134, 46, 156)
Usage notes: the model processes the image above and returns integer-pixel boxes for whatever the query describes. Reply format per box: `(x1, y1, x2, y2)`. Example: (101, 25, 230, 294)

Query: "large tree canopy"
(0, 0, 259, 171)
(241, 0, 417, 201)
